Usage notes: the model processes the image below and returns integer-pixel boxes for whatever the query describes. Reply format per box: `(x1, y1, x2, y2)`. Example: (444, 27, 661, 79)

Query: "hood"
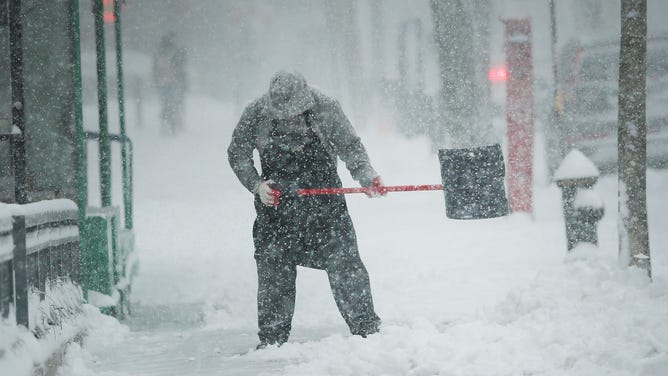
(266, 71, 315, 120)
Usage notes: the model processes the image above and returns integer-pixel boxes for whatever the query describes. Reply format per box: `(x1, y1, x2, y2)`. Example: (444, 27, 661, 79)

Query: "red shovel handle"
(296, 184, 443, 196)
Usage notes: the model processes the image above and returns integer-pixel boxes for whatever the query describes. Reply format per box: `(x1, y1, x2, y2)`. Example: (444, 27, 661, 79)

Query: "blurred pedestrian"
(152, 32, 187, 134)
(228, 71, 385, 348)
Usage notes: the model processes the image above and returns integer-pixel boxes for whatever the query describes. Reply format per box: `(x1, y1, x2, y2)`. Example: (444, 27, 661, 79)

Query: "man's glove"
(257, 180, 281, 206)
(365, 176, 387, 198)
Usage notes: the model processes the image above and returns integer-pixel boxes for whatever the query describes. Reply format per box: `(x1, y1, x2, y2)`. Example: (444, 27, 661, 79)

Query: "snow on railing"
(0, 200, 82, 334)
(0, 205, 13, 263)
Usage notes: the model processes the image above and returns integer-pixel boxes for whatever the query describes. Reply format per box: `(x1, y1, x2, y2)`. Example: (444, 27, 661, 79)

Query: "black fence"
(0, 200, 80, 330)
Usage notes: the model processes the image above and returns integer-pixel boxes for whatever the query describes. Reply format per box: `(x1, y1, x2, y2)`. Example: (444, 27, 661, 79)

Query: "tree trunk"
(618, 0, 651, 277)
(430, 0, 494, 149)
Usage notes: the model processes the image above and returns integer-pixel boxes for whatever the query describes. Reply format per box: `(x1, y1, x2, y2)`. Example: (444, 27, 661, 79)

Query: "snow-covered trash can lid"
(554, 149, 600, 188)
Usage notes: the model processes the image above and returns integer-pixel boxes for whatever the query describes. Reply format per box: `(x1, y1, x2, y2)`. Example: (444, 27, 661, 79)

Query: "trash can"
(554, 149, 604, 251)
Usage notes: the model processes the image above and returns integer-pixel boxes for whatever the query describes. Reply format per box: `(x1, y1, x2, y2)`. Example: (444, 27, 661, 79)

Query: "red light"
(104, 11, 116, 23)
(488, 66, 508, 83)
(103, 0, 116, 23)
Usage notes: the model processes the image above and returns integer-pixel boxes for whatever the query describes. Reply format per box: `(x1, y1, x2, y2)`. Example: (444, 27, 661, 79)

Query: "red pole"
(504, 18, 534, 214)
(297, 184, 443, 196)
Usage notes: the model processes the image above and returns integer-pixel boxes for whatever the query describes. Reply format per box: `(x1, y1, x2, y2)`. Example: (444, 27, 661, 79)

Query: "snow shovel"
(297, 144, 509, 220)
(437, 144, 509, 220)
(296, 184, 443, 196)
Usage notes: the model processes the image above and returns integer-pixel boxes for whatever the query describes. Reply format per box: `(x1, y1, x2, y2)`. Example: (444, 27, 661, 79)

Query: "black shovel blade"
(438, 144, 509, 220)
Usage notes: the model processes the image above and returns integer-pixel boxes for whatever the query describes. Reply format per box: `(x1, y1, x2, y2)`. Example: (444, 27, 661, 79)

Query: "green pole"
(113, 0, 132, 229)
(93, 0, 112, 207)
(70, 0, 87, 224)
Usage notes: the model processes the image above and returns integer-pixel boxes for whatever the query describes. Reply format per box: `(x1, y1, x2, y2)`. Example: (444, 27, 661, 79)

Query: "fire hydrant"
(554, 150, 604, 251)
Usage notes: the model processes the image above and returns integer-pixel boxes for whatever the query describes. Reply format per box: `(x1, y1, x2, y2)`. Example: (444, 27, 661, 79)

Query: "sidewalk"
(81, 302, 362, 375)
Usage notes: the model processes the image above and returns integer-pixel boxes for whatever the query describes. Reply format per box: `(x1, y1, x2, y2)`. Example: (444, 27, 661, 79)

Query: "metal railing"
(84, 130, 134, 229)
(0, 200, 80, 330)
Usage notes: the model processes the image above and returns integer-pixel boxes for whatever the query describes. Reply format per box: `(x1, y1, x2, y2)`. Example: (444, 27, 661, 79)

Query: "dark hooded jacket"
(227, 73, 377, 194)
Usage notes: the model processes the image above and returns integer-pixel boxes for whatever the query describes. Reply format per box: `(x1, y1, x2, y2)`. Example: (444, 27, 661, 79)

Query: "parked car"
(547, 35, 668, 174)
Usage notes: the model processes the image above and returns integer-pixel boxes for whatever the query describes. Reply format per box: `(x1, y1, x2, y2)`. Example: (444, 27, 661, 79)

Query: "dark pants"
(255, 249, 380, 344)
(253, 196, 381, 344)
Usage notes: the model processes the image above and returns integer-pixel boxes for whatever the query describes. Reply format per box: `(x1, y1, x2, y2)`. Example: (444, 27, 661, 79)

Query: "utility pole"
(618, 0, 650, 278)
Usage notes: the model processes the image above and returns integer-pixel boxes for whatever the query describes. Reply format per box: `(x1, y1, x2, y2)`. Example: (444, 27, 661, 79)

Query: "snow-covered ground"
(48, 93, 668, 376)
